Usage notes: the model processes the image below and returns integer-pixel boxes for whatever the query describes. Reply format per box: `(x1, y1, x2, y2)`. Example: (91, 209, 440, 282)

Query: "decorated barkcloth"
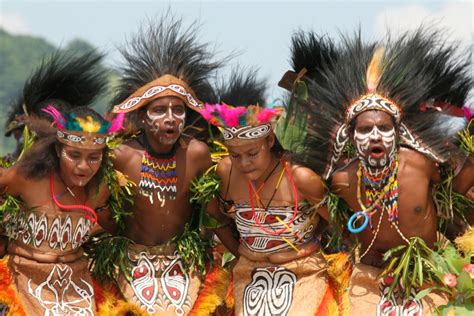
(229, 204, 338, 316)
(348, 263, 447, 315)
(0, 209, 95, 315)
(233, 253, 337, 316)
(230, 203, 319, 253)
(116, 242, 229, 316)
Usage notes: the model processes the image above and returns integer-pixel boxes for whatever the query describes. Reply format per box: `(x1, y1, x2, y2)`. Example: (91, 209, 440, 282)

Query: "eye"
(230, 153, 240, 160)
(379, 125, 392, 132)
(67, 152, 80, 159)
(248, 151, 259, 158)
(357, 126, 372, 134)
(173, 107, 185, 115)
(88, 155, 102, 163)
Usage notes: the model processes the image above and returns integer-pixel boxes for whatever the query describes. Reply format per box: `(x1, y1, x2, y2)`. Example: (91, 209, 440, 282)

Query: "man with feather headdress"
(282, 28, 473, 314)
(93, 14, 230, 315)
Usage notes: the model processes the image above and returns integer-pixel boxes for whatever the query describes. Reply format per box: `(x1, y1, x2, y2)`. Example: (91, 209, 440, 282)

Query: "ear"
(267, 133, 276, 149)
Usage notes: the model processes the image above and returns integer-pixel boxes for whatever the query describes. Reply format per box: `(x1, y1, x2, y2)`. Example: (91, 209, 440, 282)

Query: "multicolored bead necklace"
(138, 137, 178, 207)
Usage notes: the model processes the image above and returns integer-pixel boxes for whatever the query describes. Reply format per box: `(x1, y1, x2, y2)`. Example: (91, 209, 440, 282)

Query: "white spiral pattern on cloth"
(243, 267, 296, 316)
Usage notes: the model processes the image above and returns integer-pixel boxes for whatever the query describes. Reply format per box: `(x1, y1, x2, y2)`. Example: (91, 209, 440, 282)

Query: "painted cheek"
(354, 131, 370, 157)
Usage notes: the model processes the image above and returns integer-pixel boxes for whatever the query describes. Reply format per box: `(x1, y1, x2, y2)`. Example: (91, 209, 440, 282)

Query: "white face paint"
(354, 125, 396, 171)
(145, 101, 186, 145)
(61, 149, 103, 165)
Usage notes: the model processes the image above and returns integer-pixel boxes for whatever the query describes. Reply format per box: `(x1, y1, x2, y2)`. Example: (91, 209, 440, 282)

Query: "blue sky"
(0, 0, 472, 101)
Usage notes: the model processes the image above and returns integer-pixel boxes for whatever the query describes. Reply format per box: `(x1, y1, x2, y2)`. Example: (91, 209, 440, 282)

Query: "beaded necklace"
(138, 136, 178, 207)
(348, 157, 399, 234)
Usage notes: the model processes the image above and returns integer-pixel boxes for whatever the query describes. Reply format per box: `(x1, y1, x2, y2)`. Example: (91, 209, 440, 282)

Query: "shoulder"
(113, 139, 142, 161)
(289, 162, 327, 199)
(216, 157, 232, 178)
(331, 159, 358, 184)
(185, 137, 210, 159)
(399, 146, 438, 176)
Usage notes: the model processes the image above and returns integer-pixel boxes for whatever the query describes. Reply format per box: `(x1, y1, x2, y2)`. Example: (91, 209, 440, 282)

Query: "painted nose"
(369, 128, 382, 141)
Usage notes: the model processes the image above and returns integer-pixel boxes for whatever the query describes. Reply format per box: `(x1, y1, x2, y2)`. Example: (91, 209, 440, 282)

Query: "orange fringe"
(95, 266, 230, 316)
(224, 275, 234, 310)
(323, 252, 352, 316)
(0, 257, 26, 316)
(189, 265, 231, 316)
(314, 283, 339, 316)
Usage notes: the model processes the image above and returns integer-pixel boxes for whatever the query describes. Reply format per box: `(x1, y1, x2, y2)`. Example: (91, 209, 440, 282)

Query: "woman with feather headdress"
(199, 66, 340, 316)
(0, 50, 124, 315)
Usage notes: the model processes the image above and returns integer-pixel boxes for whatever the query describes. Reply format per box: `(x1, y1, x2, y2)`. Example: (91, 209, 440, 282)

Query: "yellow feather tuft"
(455, 226, 474, 254)
(366, 47, 385, 93)
(75, 116, 101, 133)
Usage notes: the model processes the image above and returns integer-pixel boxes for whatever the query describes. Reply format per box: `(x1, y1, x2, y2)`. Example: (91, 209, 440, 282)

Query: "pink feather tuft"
(41, 105, 66, 130)
(462, 106, 473, 121)
(107, 113, 125, 133)
(257, 108, 280, 123)
(217, 105, 247, 127)
(200, 104, 218, 123)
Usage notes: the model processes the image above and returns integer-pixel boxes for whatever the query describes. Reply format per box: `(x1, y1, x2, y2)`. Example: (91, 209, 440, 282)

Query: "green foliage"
(275, 80, 308, 153)
(175, 223, 212, 278)
(433, 170, 474, 229)
(380, 238, 474, 312)
(87, 234, 132, 283)
(458, 121, 473, 155)
(323, 192, 351, 252)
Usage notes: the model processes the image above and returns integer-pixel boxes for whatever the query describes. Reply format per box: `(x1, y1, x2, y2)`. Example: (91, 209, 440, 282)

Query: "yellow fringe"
(455, 226, 474, 254)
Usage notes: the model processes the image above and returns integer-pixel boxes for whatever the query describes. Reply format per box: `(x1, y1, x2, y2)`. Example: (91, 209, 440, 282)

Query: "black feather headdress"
(4, 50, 105, 136)
(112, 14, 225, 114)
(216, 67, 267, 107)
(284, 27, 471, 179)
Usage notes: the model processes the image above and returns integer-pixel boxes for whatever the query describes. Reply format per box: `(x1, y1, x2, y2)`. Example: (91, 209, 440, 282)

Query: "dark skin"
(332, 110, 473, 268)
(112, 96, 212, 245)
(207, 134, 329, 264)
(0, 144, 110, 261)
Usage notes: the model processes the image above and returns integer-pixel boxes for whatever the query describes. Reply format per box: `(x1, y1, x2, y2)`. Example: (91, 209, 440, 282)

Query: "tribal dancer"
(0, 51, 124, 315)
(201, 69, 338, 316)
(283, 29, 473, 315)
(97, 15, 228, 315)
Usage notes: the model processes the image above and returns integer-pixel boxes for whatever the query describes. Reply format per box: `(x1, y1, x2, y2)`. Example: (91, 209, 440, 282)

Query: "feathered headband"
(42, 105, 125, 149)
(200, 104, 281, 141)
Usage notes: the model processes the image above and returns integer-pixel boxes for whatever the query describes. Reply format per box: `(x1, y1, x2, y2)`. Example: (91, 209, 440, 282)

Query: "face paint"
(145, 99, 186, 145)
(354, 125, 396, 172)
(59, 146, 103, 187)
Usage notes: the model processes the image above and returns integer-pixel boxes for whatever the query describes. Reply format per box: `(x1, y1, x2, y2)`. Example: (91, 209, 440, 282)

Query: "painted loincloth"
(233, 252, 338, 316)
(348, 263, 448, 315)
(116, 243, 229, 316)
(0, 210, 96, 315)
(0, 254, 95, 315)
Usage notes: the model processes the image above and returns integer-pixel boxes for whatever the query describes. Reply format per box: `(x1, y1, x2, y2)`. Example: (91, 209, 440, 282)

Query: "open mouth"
(369, 146, 385, 158)
(164, 128, 177, 137)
